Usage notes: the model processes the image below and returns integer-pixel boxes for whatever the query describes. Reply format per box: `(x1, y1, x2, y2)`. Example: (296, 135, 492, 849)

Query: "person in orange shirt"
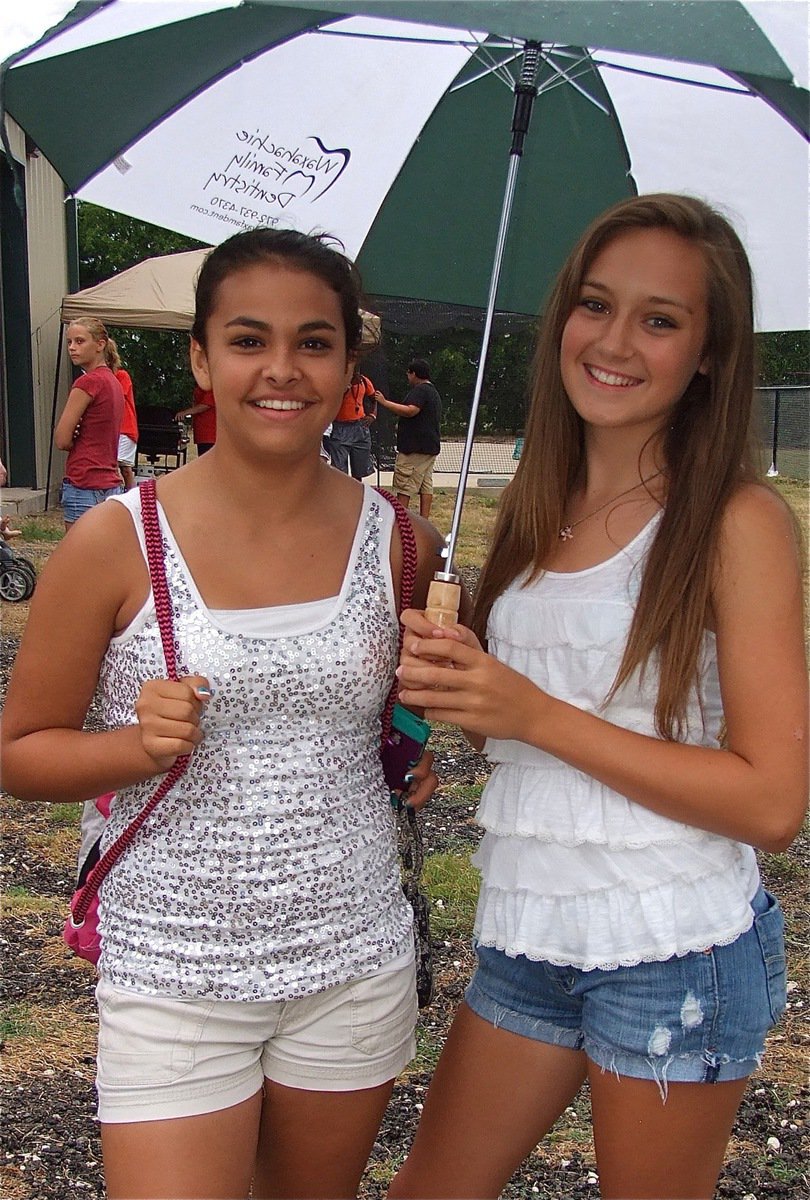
(324, 369, 376, 479)
(105, 340, 139, 490)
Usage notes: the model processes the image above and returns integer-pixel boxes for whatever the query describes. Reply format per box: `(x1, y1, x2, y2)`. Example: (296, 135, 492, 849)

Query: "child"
(391, 194, 808, 1199)
(2, 228, 450, 1200)
(55, 317, 125, 527)
(105, 338, 139, 490)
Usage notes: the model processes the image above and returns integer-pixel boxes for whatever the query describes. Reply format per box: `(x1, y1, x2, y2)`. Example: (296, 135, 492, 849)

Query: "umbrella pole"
(426, 43, 541, 626)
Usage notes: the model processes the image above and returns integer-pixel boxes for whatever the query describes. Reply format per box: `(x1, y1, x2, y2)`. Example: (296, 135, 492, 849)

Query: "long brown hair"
(473, 194, 760, 739)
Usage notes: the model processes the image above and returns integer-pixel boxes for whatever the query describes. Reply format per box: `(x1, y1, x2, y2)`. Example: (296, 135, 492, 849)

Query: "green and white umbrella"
(2, 1, 807, 329)
(3, 0, 806, 574)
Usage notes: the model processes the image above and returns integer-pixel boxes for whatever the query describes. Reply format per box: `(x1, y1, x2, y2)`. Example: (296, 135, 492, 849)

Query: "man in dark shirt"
(375, 358, 442, 518)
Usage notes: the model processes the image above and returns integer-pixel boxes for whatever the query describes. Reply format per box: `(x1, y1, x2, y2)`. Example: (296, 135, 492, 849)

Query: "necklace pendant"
(559, 525, 574, 541)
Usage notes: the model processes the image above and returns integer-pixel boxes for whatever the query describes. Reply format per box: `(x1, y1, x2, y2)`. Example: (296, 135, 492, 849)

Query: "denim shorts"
(465, 887, 786, 1094)
(60, 480, 122, 523)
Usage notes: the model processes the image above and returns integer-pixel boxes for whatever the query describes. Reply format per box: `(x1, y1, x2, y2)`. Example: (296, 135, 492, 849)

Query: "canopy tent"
(60, 249, 210, 331)
(60, 248, 382, 345)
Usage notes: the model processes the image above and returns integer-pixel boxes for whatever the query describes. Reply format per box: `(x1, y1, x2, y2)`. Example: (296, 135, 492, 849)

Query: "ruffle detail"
(486, 544, 722, 743)
(471, 834, 759, 971)
(474, 762, 716, 850)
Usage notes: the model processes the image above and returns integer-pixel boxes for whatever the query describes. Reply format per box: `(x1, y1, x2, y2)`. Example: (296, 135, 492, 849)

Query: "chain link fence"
(370, 386, 809, 486)
(757, 386, 809, 480)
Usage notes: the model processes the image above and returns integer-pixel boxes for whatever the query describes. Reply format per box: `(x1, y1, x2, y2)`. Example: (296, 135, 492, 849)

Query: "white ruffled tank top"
(474, 513, 760, 971)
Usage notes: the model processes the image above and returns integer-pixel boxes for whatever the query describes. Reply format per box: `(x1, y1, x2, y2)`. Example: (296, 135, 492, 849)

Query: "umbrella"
(2, 3, 807, 329)
(3, 0, 807, 611)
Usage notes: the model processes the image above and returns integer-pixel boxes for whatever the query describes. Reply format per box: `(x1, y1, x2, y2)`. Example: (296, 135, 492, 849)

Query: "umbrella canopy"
(2, 0, 808, 332)
(60, 247, 381, 346)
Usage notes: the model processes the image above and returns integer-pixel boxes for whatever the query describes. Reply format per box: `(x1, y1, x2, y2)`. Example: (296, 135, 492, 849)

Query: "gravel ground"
(1, 625, 807, 1198)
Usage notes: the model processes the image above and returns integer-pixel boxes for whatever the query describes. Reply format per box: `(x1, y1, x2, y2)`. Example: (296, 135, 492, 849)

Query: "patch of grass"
(431, 490, 499, 569)
(1, 1000, 99, 1078)
(18, 517, 64, 542)
(544, 1090, 595, 1150)
(3, 891, 59, 914)
(423, 851, 479, 941)
(361, 1156, 402, 1190)
(761, 850, 807, 885)
(411, 1023, 444, 1075)
(436, 780, 484, 808)
(46, 802, 83, 827)
(0, 1004, 41, 1040)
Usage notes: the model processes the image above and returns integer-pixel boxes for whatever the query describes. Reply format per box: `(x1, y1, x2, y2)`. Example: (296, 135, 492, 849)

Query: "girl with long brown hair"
(390, 194, 807, 1199)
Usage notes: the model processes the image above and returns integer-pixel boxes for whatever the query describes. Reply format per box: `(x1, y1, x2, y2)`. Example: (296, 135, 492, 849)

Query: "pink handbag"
(63, 479, 190, 964)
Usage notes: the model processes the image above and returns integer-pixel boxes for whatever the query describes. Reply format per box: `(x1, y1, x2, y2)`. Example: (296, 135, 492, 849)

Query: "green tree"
(78, 203, 206, 410)
(756, 331, 810, 386)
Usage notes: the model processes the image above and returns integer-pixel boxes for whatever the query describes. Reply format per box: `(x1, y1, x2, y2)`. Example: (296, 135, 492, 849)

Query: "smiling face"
(189, 262, 355, 458)
(560, 227, 710, 443)
(66, 323, 106, 371)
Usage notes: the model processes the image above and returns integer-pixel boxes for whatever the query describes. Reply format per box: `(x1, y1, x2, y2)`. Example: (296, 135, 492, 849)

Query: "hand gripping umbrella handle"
(425, 572, 461, 628)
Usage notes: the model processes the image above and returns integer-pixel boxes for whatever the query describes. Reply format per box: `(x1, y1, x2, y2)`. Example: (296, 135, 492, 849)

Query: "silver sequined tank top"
(97, 485, 414, 1001)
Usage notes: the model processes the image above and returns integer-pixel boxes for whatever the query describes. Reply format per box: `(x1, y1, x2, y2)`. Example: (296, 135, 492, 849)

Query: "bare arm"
(375, 390, 420, 419)
(1, 503, 206, 803)
(174, 404, 208, 420)
(398, 486, 808, 851)
(54, 387, 93, 451)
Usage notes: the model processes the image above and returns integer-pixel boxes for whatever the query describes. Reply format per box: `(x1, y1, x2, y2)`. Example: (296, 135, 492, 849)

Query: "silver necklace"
(559, 471, 663, 540)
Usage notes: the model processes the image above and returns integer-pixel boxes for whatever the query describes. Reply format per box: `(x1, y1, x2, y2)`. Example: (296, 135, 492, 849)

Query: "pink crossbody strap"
(70, 480, 190, 923)
(374, 488, 418, 747)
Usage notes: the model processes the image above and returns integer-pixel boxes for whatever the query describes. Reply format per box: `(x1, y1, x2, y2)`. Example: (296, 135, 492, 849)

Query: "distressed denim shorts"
(465, 887, 786, 1092)
(60, 480, 122, 523)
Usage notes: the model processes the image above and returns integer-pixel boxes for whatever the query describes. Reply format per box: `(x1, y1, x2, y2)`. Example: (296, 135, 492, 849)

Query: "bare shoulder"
(46, 497, 140, 574)
(34, 498, 147, 630)
(715, 482, 806, 619)
(718, 481, 801, 563)
(410, 512, 447, 559)
(722, 480, 796, 526)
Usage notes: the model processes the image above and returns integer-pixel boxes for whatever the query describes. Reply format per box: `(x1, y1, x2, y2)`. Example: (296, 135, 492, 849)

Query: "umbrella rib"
(538, 51, 611, 115)
(467, 35, 523, 88)
(318, 28, 484, 49)
(448, 49, 523, 94)
(588, 58, 751, 97)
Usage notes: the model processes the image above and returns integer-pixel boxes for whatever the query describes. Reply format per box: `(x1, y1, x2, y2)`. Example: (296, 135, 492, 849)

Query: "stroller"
(0, 521, 37, 602)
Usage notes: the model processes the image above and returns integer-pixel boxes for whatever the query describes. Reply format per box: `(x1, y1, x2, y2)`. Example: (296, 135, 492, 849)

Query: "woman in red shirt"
(55, 318, 124, 527)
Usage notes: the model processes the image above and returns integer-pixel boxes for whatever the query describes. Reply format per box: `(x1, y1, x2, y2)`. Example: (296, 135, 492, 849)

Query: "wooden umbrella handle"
(425, 577, 461, 627)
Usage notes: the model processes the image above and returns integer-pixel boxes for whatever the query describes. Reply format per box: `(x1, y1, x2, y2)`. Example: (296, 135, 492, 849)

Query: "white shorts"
(96, 951, 417, 1123)
(117, 435, 137, 465)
